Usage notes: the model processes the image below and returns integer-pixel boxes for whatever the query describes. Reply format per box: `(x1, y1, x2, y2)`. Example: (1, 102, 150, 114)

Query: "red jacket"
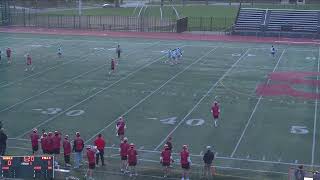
(30, 133, 39, 147)
(73, 137, 84, 152)
(94, 137, 105, 151)
(46, 135, 53, 152)
(52, 135, 61, 150)
(120, 142, 129, 157)
(161, 149, 172, 163)
(87, 149, 96, 164)
(63, 139, 71, 156)
(127, 148, 138, 163)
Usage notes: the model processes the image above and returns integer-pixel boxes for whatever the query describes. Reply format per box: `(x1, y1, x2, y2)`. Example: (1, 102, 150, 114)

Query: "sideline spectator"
(160, 144, 173, 178)
(166, 137, 173, 152)
(40, 132, 48, 154)
(295, 165, 305, 180)
(52, 131, 62, 166)
(0, 128, 7, 156)
(63, 135, 72, 167)
(116, 117, 126, 141)
(203, 146, 215, 178)
(30, 128, 40, 154)
(94, 134, 106, 166)
(85, 145, 99, 180)
(180, 145, 191, 180)
(47, 132, 54, 155)
(128, 143, 138, 177)
(73, 132, 84, 169)
(120, 137, 129, 173)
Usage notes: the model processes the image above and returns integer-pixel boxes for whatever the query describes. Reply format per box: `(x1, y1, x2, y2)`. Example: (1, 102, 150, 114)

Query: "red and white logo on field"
(256, 72, 320, 99)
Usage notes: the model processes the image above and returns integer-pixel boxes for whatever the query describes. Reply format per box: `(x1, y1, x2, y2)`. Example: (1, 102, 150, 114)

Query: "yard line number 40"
(160, 117, 310, 134)
(160, 117, 205, 126)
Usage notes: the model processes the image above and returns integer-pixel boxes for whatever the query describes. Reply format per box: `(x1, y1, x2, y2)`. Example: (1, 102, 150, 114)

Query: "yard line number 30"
(40, 108, 85, 117)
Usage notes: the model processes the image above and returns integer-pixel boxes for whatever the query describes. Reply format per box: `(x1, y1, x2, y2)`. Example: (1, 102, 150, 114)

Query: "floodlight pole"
(78, 0, 82, 16)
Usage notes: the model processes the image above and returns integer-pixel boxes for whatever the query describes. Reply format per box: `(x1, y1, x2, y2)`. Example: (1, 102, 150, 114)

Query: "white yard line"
(6, 143, 320, 168)
(16, 54, 167, 138)
(230, 49, 287, 158)
(102, 146, 320, 168)
(0, 50, 95, 89)
(154, 49, 251, 151)
(0, 42, 160, 114)
(311, 46, 320, 166)
(85, 47, 217, 143)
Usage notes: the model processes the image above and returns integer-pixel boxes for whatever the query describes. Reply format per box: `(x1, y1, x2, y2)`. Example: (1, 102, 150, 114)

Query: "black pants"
(0, 144, 6, 156)
(64, 155, 70, 164)
(117, 51, 120, 58)
(96, 149, 104, 165)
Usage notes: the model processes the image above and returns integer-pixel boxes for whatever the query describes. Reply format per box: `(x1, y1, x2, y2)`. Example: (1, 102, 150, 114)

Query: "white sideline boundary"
(7, 143, 320, 169)
(311, 46, 320, 165)
(230, 49, 287, 158)
(0, 42, 160, 114)
(4, 37, 319, 52)
(154, 49, 251, 150)
(85, 46, 216, 143)
(16, 53, 168, 138)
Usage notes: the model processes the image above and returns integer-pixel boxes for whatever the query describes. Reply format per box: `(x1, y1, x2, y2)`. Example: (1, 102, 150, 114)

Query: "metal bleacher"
(267, 9, 319, 33)
(234, 8, 266, 32)
(233, 8, 320, 38)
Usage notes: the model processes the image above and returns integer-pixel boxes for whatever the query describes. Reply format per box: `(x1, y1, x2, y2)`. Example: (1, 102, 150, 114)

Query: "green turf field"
(1, 32, 320, 179)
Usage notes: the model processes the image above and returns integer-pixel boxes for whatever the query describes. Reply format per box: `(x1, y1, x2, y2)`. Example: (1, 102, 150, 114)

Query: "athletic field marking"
(154, 49, 251, 151)
(230, 49, 287, 158)
(4, 37, 318, 52)
(6, 143, 320, 168)
(0, 66, 104, 114)
(311, 46, 320, 165)
(102, 146, 320, 168)
(0, 42, 160, 114)
(17, 54, 167, 138)
(5, 145, 291, 178)
(0, 49, 98, 89)
(136, 158, 288, 175)
(85, 47, 217, 143)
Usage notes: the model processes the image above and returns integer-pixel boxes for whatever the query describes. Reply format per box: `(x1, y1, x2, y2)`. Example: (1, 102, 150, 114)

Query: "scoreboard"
(0, 155, 54, 179)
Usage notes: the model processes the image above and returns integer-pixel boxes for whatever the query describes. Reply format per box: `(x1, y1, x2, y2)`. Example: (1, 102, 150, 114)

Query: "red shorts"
(27, 61, 32, 65)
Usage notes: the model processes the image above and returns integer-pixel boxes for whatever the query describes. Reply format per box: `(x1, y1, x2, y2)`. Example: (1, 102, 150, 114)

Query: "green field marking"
(0, 42, 160, 114)
(312, 47, 320, 166)
(15, 47, 170, 138)
(154, 49, 251, 151)
(152, 48, 285, 165)
(91, 47, 247, 151)
(85, 46, 217, 143)
(232, 49, 318, 165)
(1, 42, 163, 135)
(0, 40, 102, 88)
(19, 45, 211, 140)
(230, 49, 286, 158)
